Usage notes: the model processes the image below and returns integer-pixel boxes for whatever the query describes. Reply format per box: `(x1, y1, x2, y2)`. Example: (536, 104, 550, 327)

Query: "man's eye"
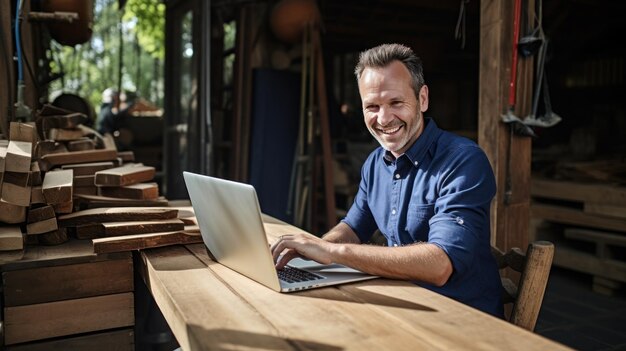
(365, 105, 379, 112)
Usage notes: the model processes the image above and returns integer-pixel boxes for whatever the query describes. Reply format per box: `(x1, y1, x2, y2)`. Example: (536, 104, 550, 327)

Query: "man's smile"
(376, 124, 404, 135)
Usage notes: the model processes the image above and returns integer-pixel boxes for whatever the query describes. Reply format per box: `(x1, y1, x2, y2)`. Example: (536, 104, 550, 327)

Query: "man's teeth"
(379, 125, 402, 134)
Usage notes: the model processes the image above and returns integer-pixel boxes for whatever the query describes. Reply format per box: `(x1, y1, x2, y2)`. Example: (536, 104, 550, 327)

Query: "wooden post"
(478, 0, 535, 254)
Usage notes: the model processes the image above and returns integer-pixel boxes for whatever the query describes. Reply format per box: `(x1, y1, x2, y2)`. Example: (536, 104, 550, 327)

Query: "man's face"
(358, 61, 429, 157)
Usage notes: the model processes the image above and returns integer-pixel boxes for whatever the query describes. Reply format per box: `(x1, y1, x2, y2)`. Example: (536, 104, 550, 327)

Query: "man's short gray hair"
(354, 43, 425, 98)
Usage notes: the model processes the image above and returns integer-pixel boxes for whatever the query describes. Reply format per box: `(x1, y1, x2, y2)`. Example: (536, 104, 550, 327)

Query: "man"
(271, 43, 503, 317)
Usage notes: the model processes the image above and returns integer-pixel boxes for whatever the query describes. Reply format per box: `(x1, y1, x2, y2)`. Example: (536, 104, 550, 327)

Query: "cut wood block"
(48, 127, 85, 141)
(74, 174, 95, 187)
(4, 328, 135, 351)
(74, 186, 98, 196)
(75, 194, 169, 209)
(2, 257, 133, 306)
(30, 186, 45, 204)
(584, 202, 626, 220)
(0, 249, 25, 264)
(9, 122, 37, 144)
(102, 133, 117, 150)
(0, 226, 24, 251)
(34, 140, 67, 159)
(58, 207, 179, 227)
(27, 205, 56, 223)
(3, 292, 134, 345)
(39, 149, 118, 172)
(93, 226, 202, 254)
(5, 140, 32, 172)
(0, 202, 27, 224)
(1, 179, 32, 206)
(28, 161, 42, 186)
(39, 227, 69, 245)
(26, 218, 58, 235)
(76, 219, 185, 239)
(117, 150, 135, 162)
(95, 165, 155, 187)
(99, 182, 159, 200)
(61, 161, 115, 176)
(42, 169, 74, 204)
(67, 138, 96, 151)
(51, 200, 73, 214)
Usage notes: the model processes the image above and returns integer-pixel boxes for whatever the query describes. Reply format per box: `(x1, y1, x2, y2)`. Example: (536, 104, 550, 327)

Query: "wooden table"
(138, 216, 571, 351)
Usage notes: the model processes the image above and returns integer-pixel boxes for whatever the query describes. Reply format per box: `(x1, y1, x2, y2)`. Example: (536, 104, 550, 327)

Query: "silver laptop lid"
(183, 171, 281, 291)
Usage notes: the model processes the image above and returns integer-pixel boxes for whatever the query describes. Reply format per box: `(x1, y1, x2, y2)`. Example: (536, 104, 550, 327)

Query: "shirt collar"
(383, 117, 441, 167)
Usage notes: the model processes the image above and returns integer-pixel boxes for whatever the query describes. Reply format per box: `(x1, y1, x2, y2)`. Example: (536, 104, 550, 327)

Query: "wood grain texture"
(93, 226, 201, 254)
(74, 193, 169, 208)
(532, 177, 626, 207)
(76, 219, 185, 239)
(4, 328, 134, 351)
(58, 207, 179, 227)
(0, 226, 23, 251)
(39, 149, 118, 172)
(61, 161, 115, 176)
(0, 202, 27, 224)
(532, 203, 626, 233)
(48, 128, 84, 141)
(5, 141, 33, 172)
(26, 217, 58, 235)
(42, 169, 74, 204)
(73, 174, 95, 187)
(94, 165, 155, 187)
(1, 179, 32, 206)
(9, 122, 37, 144)
(67, 138, 96, 152)
(99, 182, 159, 200)
(4, 292, 134, 345)
(2, 257, 133, 306)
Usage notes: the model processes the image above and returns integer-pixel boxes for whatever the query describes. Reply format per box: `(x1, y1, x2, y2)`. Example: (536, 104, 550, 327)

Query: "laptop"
(183, 171, 377, 292)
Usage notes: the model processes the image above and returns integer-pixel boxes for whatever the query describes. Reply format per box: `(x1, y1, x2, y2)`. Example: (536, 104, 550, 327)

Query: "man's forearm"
(330, 242, 453, 286)
(322, 222, 362, 244)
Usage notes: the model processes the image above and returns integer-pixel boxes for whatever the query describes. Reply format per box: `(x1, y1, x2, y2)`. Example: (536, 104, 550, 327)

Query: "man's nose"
(377, 106, 394, 126)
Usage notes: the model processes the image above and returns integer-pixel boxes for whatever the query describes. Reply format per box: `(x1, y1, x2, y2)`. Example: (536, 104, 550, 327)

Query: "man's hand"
(270, 233, 334, 269)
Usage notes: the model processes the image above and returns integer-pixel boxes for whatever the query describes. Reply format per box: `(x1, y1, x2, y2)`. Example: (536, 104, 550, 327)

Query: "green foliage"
(123, 0, 165, 59)
(47, 0, 164, 115)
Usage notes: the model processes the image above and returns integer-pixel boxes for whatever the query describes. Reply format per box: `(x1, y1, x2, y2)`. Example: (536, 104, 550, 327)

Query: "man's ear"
(419, 85, 429, 112)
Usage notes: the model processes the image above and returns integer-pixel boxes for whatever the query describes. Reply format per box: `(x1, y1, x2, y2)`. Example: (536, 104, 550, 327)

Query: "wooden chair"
(491, 241, 555, 331)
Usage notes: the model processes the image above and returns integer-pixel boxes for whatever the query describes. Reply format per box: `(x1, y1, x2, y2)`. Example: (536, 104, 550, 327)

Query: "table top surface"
(138, 215, 571, 351)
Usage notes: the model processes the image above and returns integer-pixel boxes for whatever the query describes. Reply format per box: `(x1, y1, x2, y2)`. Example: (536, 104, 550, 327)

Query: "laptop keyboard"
(277, 266, 323, 283)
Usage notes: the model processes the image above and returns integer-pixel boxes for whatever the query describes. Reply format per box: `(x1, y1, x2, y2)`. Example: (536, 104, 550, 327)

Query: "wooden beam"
(94, 165, 155, 187)
(39, 149, 118, 171)
(58, 207, 179, 227)
(0, 226, 24, 251)
(99, 182, 159, 200)
(92, 226, 202, 254)
(0, 202, 27, 224)
(478, 0, 534, 252)
(5, 141, 33, 173)
(75, 219, 185, 239)
(61, 161, 115, 176)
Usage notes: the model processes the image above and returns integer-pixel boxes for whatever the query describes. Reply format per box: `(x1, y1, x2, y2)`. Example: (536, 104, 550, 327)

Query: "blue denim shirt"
(343, 118, 504, 317)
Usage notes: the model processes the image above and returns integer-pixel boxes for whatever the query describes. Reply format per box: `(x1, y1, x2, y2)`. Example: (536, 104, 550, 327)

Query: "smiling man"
(271, 43, 503, 317)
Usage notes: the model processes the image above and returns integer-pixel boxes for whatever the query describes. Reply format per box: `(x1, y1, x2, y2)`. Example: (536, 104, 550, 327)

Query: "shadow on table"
(187, 325, 344, 351)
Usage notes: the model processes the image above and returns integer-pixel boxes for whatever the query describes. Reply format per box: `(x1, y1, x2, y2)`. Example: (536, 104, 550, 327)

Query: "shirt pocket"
(405, 203, 435, 240)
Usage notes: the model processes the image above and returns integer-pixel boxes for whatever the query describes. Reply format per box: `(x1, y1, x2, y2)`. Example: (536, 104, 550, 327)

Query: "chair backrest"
(491, 241, 555, 331)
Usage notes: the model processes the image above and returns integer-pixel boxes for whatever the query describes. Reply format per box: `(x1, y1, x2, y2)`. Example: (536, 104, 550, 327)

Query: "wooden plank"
(532, 178, 626, 207)
(34, 140, 67, 159)
(584, 203, 626, 220)
(93, 226, 201, 253)
(99, 182, 159, 200)
(76, 219, 185, 239)
(29, 161, 42, 186)
(0, 202, 27, 223)
(5, 328, 134, 351)
(532, 203, 626, 233)
(0, 239, 130, 272)
(74, 186, 98, 195)
(5, 141, 33, 172)
(58, 207, 179, 227)
(9, 122, 37, 144)
(39, 149, 118, 172)
(26, 218, 58, 235)
(73, 174, 95, 187)
(117, 150, 135, 162)
(552, 246, 626, 283)
(27, 205, 55, 223)
(61, 161, 115, 176)
(95, 165, 155, 187)
(3, 257, 133, 306)
(42, 169, 73, 204)
(38, 112, 87, 129)
(67, 138, 96, 151)
(51, 200, 73, 214)
(4, 292, 135, 345)
(39, 227, 69, 245)
(0, 226, 23, 251)
(0, 140, 7, 171)
(1, 174, 32, 206)
(564, 228, 626, 248)
(74, 193, 169, 208)
(48, 128, 85, 141)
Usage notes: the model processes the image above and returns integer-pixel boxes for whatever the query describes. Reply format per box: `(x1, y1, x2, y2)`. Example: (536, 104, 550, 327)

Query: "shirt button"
(393, 244, 398, 247)
(414, 161, 419, 166)
(391, 209, 396, 215)
(456, 217, 464, 225)
(395, 174, 400, 179)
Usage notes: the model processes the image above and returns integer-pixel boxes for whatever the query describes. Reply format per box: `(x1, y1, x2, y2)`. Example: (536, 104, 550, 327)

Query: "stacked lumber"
(531, 176, 626, 295)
